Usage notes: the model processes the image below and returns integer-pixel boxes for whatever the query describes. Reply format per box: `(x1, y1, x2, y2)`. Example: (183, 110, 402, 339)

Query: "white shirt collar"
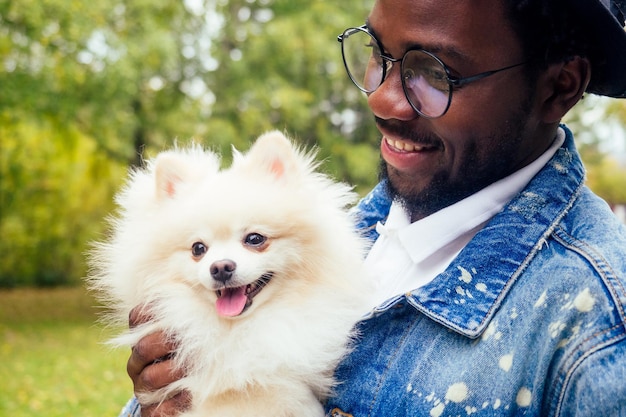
(367, 127, 565, 305)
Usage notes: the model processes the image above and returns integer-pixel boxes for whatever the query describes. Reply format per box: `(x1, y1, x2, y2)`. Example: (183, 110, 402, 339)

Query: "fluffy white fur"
(88, 131, 372, 417)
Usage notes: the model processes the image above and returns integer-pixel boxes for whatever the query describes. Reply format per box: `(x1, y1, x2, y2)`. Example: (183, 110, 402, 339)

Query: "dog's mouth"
(215, 273, 273, 317)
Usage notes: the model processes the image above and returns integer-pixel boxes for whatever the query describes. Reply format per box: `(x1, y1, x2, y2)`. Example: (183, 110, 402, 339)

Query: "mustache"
(375, 117, 441, 147)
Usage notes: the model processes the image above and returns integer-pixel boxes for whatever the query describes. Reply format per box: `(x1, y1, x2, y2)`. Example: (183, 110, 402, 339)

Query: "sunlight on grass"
(0, 287, 133, 417)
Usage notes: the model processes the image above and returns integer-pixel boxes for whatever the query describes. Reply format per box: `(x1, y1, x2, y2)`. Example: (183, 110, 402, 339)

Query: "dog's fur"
(88, 131, 371, 417)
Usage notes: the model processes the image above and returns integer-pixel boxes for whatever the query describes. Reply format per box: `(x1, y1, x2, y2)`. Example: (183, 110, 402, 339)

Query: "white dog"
(88, 131, 371, 417)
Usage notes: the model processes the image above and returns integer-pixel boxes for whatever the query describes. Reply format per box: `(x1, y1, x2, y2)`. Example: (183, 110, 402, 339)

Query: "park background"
(1, 0, 625, 415)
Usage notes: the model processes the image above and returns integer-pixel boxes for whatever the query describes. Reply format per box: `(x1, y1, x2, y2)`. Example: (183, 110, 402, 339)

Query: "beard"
(378, 95, 534, 221)
(379, 156, 481, 218)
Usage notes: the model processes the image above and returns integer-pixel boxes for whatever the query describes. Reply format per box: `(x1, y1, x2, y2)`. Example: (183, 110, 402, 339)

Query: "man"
(120, 0, 626, 415)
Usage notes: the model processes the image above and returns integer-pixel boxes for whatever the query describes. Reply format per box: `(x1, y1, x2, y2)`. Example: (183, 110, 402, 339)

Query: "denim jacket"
(326, 126, 626, 416)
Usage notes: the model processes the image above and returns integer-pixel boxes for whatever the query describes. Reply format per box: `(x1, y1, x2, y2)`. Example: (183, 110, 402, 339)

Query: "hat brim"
(571, 0, 626, 98)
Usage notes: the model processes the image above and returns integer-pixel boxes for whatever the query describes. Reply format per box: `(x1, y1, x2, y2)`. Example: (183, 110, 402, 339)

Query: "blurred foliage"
(0, 0, 379, 287)
(0, 0, 624, 287)
(564, 95, 626, 203)
(0, 114, 125, 286)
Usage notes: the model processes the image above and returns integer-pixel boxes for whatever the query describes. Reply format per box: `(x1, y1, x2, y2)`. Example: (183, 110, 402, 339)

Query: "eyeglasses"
(337, 25, 527, 119)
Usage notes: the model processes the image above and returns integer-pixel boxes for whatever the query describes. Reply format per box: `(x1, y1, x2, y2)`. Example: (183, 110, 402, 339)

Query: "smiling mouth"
(215, 273, 273, 317)
(385, 137, 435, 152)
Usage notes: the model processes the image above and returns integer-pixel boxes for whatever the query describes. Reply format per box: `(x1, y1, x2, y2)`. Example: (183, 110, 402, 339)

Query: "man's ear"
(538, 56, 591, 123)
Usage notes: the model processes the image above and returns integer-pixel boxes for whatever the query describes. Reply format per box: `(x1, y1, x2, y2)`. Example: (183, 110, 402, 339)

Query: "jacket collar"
(405, 126, 586, 338)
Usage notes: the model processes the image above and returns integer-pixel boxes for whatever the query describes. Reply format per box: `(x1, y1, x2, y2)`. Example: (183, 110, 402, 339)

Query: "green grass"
(0, 287, 133, 417)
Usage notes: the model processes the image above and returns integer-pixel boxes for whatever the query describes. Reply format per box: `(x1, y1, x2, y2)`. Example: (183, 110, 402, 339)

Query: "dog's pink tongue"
(216, 286, 247, 317)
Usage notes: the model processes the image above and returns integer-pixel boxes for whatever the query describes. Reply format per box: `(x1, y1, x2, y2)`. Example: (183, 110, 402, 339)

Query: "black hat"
(572, 0, 626, 97)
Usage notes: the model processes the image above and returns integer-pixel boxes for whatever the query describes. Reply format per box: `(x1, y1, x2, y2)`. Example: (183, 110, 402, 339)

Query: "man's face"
(367, 0, 553, 220)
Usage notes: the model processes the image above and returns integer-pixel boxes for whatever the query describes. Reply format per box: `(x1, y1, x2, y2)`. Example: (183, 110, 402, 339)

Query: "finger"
(140, 391, 192, 417)
(129, 304, 154, 328)
(127, 331, 177, 383)
(136, 356, 186, 393)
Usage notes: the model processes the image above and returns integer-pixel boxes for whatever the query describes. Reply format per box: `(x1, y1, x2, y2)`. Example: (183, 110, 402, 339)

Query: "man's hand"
(128, 307, 191, 417)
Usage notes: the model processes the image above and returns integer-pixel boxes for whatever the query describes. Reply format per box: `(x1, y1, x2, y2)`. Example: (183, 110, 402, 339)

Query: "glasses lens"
(401, 50, 452, 118)
(341, 28, 384, 93)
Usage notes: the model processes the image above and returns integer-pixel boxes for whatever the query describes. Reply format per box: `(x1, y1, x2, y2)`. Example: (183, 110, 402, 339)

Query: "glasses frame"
(338, 25, 527, 118)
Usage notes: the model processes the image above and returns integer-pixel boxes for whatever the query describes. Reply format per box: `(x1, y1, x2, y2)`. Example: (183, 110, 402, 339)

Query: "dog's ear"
(154, 152, 189, 200)
(244, 131, 306, 180)
(153, 145, 220, 200)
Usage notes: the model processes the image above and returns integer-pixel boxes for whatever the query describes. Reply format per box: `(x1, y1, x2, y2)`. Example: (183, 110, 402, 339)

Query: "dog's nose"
(210, 259, 237, 283)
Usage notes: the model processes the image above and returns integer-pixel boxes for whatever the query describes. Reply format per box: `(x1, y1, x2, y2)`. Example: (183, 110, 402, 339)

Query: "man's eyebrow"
(364, 18, 473, 65)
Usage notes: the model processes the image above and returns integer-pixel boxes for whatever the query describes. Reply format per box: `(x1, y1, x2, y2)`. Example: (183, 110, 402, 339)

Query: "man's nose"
(367, 65, 417, 121)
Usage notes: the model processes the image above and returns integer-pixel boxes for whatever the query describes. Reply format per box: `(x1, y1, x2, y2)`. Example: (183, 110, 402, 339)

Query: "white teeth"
(246, 281, 261, 295)
(386, 137, 425, 152)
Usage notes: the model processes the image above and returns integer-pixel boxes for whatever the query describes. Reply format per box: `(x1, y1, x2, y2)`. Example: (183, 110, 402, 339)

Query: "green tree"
(199, 0, 380, 191)
(0, 0, 220, 286)
(0, 0, 380, 287)
(1, 0, 218, 163)
(0, 115, 125, 286)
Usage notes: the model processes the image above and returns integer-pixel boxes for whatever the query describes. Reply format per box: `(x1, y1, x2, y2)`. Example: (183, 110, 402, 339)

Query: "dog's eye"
(244, 233, 267, 247)
(191, 242, 207, 258)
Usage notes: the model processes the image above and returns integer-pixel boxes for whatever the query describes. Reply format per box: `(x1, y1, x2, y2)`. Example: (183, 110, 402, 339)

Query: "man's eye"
(419, 65, 446, 82)
(418, 67, 449, 91)
(244, 233, 267, 247)
(191, 242, 207, 258)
